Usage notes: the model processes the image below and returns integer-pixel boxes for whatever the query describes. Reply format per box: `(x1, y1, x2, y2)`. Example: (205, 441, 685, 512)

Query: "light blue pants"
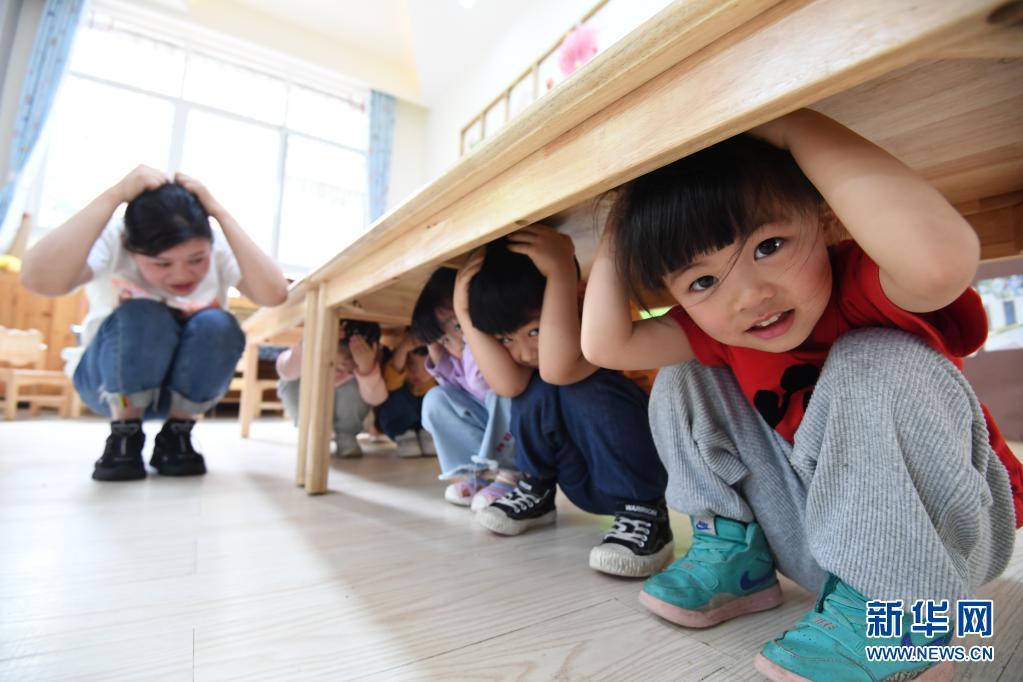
(421, 384, 515, 479)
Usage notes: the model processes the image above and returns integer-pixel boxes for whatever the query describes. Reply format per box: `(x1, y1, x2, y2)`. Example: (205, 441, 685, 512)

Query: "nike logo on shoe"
(739, 569, 775, 591)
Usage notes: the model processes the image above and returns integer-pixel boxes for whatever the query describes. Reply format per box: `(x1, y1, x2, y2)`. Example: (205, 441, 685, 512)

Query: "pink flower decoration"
(558, 25, 598, 77)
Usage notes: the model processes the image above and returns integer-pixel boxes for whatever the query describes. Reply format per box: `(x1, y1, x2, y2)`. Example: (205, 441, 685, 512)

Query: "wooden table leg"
(304, 283, 337, 494)
(295, 289, 320, 486)
(238, 342, 259, 438)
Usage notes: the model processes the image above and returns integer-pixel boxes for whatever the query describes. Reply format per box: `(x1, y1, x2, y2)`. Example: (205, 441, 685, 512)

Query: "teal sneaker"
(755, 575, 954, 681)
(638, 516, 782, 628)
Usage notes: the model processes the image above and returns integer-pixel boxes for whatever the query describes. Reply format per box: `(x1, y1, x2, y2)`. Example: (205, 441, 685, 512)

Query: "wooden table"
(241, 0, 1023, 493)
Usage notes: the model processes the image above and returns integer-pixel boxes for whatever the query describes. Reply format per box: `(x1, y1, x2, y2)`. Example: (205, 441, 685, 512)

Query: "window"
(29, 9, 370, 276)
(977, 275, 1023, 352)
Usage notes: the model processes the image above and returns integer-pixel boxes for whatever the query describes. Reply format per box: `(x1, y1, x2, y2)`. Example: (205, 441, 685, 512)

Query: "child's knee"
(421, 385, 451, 429)
(823, 328, 970, 407)
(650, 362, 707, 423)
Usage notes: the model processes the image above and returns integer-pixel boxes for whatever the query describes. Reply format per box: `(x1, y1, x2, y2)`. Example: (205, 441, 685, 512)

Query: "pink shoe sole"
(638, 583, 783, 628)
(753, 654, 953, 681)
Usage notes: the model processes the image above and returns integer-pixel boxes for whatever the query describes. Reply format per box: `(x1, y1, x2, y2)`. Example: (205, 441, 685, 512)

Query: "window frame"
(25, 8, 371, 277)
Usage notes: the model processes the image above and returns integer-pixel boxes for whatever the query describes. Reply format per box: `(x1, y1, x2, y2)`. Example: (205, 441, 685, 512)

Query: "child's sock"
(443, 473, 490, 507)
(469, 469, 521, 512)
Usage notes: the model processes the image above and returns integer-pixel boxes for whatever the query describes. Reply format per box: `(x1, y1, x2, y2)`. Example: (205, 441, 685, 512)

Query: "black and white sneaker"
(477, 477, 557, 536)
(150, 419, 207, 476)
(93, 420, 146, 481)
(589, 500, 674, 577)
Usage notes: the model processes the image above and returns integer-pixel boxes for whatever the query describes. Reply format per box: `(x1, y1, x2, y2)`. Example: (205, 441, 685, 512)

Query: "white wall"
(422, 0, 591, 181)
(388, 98, 429, 213)
(420, 0, 671, 182)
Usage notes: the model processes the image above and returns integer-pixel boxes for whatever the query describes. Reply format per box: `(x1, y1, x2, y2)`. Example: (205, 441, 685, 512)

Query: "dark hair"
(123, 183, 212, 257)
(607, 134, 822, 306)
(339, 319, 381, 346)
(410, 268, 457, 343)
(468, 238, 546, 336)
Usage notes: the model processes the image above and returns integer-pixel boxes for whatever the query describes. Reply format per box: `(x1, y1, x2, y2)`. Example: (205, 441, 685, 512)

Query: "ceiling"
(230, 0, 539, 105)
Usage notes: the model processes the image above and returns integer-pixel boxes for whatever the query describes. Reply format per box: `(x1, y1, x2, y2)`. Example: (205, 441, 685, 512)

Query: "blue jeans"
(377, 386, 424, 438)
(421, 385, 515, 479)
(512, 369, 668, 515)
(74, 299, 245, 419)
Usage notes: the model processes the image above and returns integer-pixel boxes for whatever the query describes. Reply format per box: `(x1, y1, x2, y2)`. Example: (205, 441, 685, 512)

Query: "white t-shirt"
(80, 217, 242, 347)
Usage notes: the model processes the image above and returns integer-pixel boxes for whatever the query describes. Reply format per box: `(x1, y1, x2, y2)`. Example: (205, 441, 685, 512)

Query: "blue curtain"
(0, 0, 87, 242)
(367, 89, 396, 224)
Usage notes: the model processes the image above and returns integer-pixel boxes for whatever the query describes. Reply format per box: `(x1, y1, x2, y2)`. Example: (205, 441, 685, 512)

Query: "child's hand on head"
(395, 329, 417, 353)
(453, 249, 485, 320)
(113, 165, 168, 204)
(507, 226, 575, 279)
(173, 172, 222, 216)
(347, 335, 379, 374)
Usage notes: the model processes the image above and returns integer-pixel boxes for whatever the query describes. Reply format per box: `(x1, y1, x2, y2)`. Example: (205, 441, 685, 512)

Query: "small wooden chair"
(0, 327, 77, 419)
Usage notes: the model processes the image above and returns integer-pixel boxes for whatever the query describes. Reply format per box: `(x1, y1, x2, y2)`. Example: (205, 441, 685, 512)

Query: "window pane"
(69, 20, 185, 97)
(278, 135, 366, 270)
(183, 53, 287, 125)
(181, 110, 281, 256)
(287, 85, 368, 150)
(37, 76, 174, 228)
(977, 275, 1023, 351)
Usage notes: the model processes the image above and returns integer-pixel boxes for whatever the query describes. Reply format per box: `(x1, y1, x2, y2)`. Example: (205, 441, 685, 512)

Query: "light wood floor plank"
(1, 419, 1020, 680)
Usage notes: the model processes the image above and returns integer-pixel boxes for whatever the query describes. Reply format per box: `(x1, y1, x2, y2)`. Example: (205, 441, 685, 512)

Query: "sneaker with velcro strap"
(755, 574, 954, 681)
(589, 500, 675, 578)
(640, 516, 782, 627)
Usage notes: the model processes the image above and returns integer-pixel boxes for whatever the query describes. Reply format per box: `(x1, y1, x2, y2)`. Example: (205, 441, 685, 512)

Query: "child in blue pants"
(582, 110, 1020, 680)
(412, 268, 518, 507)
(458, 231, 672, 578)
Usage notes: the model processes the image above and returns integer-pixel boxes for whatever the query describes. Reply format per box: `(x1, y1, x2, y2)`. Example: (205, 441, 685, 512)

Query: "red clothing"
(668, 241, 1022, 527)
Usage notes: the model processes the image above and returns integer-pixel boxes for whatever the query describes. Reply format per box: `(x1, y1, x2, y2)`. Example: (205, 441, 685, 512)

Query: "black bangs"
(607, 134, 821, 307)
(124, 183, 212, 257)
(410, 267, 457, 344)
(468, 238, 544, 336)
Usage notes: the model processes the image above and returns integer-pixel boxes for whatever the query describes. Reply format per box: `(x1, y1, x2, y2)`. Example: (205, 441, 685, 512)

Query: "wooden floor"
(1, 418, 1020, 681)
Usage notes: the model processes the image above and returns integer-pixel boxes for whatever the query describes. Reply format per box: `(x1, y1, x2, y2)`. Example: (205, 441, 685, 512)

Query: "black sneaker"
(477, 477, 557, 536)
(589, 500, 675, 577)
(150, 419, 207, 476)
(93, 420, 146, 481)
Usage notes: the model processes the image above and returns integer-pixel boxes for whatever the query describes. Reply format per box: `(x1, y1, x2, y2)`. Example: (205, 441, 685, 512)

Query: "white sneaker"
(335, 432, 363, 458)
(394, 430, 422, 458)
(417, 430, 437, 456)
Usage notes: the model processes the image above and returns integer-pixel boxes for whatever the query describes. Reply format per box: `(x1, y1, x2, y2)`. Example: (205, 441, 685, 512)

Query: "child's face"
(130, 237, 211, 297)
(495, 317, 541, 368)
(664, 214, 831, 353)
(407, 351, 432, 385)
(436, 308, 465, 359)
